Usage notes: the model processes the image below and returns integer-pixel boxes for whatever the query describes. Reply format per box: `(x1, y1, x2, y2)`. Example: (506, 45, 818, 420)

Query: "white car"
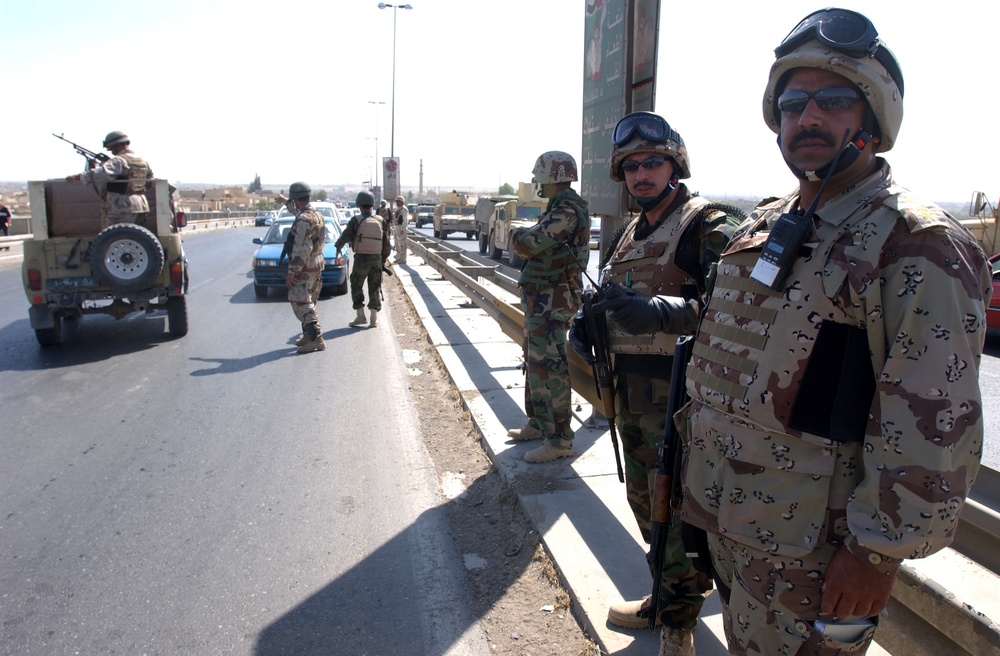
(276, 201, 346, 226)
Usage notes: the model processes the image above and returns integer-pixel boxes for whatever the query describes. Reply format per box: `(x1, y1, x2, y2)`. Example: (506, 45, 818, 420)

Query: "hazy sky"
(2, 0, 996, 204)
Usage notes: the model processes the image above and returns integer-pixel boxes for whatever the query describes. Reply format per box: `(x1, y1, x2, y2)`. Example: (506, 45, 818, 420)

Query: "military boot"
(507, 424, 543, 441)
(608, 595, 661, 630)
(295, 323, 308, 347)
(349, 307, 367, 327)
(297, 322, 326, 353)
(369, 309, 379, 327)
(524, 438, 573, 463)
(659, 627, 694, 656)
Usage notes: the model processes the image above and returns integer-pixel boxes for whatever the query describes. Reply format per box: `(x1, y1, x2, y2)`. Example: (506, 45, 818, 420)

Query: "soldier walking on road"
(336, 190, 391, 328)
(507, 151, 590, 464)
(392, 195, 409, 265)
(583, 112, 743, 655)
(278, 182, 326, 353)
(66, 131, 152, 225)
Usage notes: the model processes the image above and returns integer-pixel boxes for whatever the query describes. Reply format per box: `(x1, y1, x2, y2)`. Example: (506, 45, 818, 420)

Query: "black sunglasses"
(776, 87, 862, 113)
(620, 156, 669, 174)
(775, 7, 904, 97)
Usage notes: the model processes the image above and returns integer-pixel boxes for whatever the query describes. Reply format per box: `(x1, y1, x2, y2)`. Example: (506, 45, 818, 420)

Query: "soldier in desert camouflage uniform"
(583, 112, 743, 655)
(636, 9, 990, 655)
(280, 182, 326, 354)
(507, 151, 590, 464)
(66, 131, 152, 224)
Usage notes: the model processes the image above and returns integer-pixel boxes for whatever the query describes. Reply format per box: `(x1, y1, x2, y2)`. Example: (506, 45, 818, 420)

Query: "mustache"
(788, 128, 836, 150)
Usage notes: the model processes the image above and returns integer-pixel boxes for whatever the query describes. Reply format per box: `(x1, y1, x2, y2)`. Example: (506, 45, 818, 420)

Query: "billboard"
(383, 157, 400, 201)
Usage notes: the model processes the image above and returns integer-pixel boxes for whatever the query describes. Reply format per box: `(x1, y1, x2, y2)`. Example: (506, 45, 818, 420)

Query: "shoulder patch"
(883, 191, 952, 233)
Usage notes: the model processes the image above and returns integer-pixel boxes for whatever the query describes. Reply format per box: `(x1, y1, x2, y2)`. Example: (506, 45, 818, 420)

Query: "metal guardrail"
(406, 231, 1000, 656)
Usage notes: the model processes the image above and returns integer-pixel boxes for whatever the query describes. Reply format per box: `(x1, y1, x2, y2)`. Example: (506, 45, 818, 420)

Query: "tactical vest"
(106, 152, 149, 195)
(353, 214, 384, 255)
(517, 189, 590, 289)
(604, 195, 713, 355)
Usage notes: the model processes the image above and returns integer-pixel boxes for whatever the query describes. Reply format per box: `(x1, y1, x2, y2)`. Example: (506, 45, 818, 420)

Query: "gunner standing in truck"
(66, 131, 152, 225)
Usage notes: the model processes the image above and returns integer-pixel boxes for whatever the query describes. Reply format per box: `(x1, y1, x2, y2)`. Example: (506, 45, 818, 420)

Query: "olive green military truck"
(21, 179, 189, 346)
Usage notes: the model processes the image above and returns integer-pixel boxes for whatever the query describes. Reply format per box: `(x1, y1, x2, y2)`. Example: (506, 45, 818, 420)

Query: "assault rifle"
(563, 243, 624, 482)
(52, 133, 109, 169)
(646, 334, 695, 627)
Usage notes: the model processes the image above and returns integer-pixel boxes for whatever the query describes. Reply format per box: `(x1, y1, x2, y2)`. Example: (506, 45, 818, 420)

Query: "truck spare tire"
(90, 223, 165, 293)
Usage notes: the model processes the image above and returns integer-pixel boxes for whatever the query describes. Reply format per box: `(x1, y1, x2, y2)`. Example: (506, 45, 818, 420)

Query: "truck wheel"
(466, 232, 474, 240)
(478, 230, 488, 254)
(433, 228, 441, 238)
(440, 230, 450, 240)
(507, 235, 523, 268)
(489, 232, 502, 260)
(166, 296, 189, 337)
(90, 223, 164, 293)
(35, 315, 64, 347)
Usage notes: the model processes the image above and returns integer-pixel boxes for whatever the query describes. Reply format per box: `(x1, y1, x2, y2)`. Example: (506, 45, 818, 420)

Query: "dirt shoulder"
(385, 274, 601, 656)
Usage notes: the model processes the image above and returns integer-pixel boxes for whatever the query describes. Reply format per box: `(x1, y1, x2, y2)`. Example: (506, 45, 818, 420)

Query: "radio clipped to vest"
(750, 128, 852, 291)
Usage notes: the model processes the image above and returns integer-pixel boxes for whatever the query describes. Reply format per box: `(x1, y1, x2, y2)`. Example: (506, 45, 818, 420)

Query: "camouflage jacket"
(83, 149, 152, 216)
(680, 160, 991, 568)
(512, 187, 590, 291)
(288, 205, 325, 280)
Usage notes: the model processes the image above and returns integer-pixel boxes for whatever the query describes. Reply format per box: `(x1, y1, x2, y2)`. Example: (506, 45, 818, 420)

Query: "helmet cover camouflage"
(609, 115, 690, 182)
(395, 195, 405, 203)
(763, 37, 903, 152)
(531, 151, 578, 184)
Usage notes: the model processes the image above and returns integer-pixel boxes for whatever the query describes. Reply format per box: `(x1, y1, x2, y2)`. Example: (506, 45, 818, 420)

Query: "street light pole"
(367, 100, 385, 191)
(377, 3, 412, 158)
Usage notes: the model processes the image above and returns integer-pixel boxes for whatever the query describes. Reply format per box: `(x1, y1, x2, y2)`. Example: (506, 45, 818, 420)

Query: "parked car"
(989, 253, 1000, 331)
(251, 217, 348, 298)
(255, 210, 278, 227)
(589, 216, 601, 250)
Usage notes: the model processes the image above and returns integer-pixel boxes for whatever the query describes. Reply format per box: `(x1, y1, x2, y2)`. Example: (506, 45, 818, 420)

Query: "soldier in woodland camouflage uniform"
(583, 112, 743, 655)
(507, 151, 590, 464)
(633, 10, 991, 655)
(66, 131, 152, 224)
(279, 182, 326, 353)
(336, 190, 391, 328)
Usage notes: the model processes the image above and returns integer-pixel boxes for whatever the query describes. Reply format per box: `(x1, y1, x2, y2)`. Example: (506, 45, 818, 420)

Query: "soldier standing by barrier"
(583, 112, 743, 655)
(392, 195, 409, 265)
(336, 190, 391, 328)
(278, 182, 326, 354)
(66, 131, 152, 225)
(508, 151, 590, 464)
(616, 9, 991, 654)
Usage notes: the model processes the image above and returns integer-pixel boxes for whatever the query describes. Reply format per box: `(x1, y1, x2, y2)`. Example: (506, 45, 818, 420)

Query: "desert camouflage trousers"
(617, 372, 712, 630)
(350, 254, 383, 311)
(392, 223, 407, 263)
(709, 534, 878, 656)
(521, 290, 575, 441)
(288, 269, 322, 325)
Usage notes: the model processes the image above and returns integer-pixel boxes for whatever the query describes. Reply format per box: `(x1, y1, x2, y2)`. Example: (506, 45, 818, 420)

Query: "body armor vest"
(604, 195, 712, 355)
(354, 215, 384, 255)
(107, 152, 149, 195)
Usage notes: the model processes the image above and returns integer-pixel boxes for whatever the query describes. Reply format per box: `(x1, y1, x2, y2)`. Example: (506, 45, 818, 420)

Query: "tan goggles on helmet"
(777, 87, 862, 113)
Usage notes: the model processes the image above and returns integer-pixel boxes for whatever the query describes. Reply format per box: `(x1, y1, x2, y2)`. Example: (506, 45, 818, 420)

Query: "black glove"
(592, 281, 691, 335)
(568, 298, 597, 365)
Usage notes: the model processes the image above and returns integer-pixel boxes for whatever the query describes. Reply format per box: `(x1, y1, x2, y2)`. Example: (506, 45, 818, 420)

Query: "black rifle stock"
(52, 133, 109, 169)
(583, 289, 625, 483)
(646, 334, 695, 628)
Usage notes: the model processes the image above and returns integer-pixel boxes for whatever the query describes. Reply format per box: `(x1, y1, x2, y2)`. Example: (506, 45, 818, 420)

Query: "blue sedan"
(252, 218, 349, 298)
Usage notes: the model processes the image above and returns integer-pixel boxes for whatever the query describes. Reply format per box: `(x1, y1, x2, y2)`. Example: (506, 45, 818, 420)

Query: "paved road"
(0, 228, 490, 655)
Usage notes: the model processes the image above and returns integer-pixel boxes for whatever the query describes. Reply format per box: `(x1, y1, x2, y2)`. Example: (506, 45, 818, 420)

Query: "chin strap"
(634, 176, 678, 210)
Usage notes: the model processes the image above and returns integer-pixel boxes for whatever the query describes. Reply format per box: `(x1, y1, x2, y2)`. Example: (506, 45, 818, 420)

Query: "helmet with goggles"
(609, 112, 690, 182)
(531, 151, 578, 184)
(763, 7, 904, 153)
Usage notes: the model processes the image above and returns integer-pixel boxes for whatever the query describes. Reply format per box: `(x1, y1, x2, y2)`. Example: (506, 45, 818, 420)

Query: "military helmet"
(103, 131, 130, 149)
(531, 151, 578, 184)
(763, 8, 904, 153)
(356, 190, 376, 207)
(609, 112, 690, 182)
(395, 195, 405, 203)
(288, 181, 311, 200)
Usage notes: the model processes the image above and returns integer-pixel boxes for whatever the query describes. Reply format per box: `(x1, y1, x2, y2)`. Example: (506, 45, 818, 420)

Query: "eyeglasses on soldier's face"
(776, 87, 862, 114)
(620, 156, 668, 174)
